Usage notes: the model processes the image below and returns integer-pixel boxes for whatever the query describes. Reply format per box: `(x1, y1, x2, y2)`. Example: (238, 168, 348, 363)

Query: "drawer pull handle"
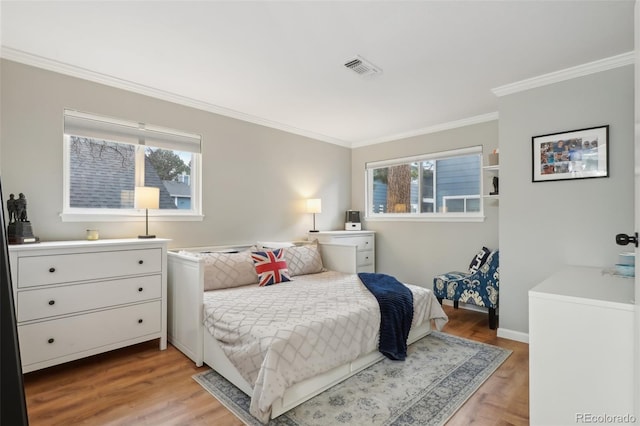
(138, 319, 143, 324)
(48, 338, 55, 344)
(138, 260, 144, 265)
(49, 267, 56, 273)
(48, 300, 55, 306)
(138, 287, 143, 292)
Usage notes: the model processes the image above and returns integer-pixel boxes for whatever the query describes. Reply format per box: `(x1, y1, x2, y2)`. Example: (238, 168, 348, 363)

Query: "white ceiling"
(0, 1, 635, 147)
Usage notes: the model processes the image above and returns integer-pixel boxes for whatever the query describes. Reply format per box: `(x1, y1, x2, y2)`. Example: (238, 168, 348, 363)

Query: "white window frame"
(61, 109, 203, 222)
(365, 146, 484, 222)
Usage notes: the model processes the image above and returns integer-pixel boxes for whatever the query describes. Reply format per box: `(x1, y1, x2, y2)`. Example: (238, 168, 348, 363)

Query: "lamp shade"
(134, 187, 160, 209)
(306, 198, 322, 214)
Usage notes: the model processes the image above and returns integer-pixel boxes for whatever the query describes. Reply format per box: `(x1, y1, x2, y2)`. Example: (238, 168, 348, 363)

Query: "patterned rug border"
(193, 331, 512, 426)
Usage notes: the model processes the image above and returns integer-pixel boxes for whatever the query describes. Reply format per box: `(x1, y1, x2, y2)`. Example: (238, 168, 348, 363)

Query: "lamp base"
(138, 234, 156, 239)
(309, 230, 319, 233)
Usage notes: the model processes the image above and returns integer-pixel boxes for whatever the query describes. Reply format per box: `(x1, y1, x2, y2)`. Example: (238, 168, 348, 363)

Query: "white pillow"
(198, 250, 259, 290)
(284, 242, 324, 276)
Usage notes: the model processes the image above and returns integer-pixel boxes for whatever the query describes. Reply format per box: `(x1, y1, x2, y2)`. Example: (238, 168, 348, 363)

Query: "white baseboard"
(441, 300, 530, 343)
(497, 327, 529, 344)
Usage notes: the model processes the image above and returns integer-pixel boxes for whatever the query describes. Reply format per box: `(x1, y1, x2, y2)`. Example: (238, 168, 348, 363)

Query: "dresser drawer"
(357, 264, 375, 273)
(18, 300, 161, 367)
(329, 235, 374, 251)
(17, 248, 161, 288)
(17, 275, 161, 322)
(357, 250, 374, 267)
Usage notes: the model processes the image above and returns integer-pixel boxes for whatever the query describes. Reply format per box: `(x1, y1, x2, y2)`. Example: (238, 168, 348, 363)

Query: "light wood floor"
(23, 305, 529, 425)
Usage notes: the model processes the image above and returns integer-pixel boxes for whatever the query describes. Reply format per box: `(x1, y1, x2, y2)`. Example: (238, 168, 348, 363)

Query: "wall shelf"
(483, 164, 499, 199)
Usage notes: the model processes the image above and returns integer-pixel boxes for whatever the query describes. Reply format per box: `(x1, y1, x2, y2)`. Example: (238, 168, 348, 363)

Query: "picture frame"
(532, 125, 609, 182)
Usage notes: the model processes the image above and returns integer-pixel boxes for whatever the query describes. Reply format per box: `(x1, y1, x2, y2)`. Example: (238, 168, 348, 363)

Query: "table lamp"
(135, 186, 159, 239)
(306, 198, 322, 233)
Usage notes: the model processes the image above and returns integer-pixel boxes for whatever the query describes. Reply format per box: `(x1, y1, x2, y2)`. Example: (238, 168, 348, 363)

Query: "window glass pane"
(435, 156, 480, 212)
(68, 137, 193, 211)
(371, 164, 416, 214)
(409, 162, 419, 213)
(69, 137, 136, 208)
(467, 198, 481, 212)
(372, 168, 388, 213)
(146, 147, 192, 210)
(421, 160, 435, 213)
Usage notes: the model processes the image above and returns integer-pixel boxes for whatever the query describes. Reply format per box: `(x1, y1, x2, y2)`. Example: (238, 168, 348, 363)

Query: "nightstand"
(308, 231, 375, 272)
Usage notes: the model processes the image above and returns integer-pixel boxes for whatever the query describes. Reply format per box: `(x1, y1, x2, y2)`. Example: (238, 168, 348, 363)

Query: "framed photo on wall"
(532, 125, 609, 182)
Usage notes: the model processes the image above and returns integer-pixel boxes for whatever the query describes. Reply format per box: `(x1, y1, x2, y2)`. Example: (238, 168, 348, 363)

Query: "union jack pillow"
(251, 249, 291, 286)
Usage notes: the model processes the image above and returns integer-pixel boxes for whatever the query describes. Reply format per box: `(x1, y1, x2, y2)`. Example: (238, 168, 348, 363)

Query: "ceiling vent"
(343, 55, 382, 77)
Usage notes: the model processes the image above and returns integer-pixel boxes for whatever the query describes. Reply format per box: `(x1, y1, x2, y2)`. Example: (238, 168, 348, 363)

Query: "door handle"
(615, 232, 638, 247)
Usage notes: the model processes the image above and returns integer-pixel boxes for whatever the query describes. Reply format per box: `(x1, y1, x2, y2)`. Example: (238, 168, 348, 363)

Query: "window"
(365, 146, 483, 221)
(62, 110, 202, 221)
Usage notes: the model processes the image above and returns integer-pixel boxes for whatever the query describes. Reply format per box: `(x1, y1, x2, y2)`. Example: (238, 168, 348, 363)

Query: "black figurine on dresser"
(6, 192, 39, 244)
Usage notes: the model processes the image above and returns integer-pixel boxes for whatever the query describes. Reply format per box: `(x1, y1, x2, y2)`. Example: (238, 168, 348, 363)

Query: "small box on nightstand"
(345, 222, 361, 231)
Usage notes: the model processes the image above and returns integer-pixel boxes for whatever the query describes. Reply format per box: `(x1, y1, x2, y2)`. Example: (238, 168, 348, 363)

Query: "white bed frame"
(167, 242, 433, 419)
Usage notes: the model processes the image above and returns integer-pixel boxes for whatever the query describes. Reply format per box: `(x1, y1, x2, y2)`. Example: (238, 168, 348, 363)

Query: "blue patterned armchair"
(433, 249, 499, 329)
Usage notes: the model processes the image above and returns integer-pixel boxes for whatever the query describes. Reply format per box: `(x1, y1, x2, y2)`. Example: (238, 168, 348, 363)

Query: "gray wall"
(3, 58, 631, 336)
(351, 120, 499, 288)
(499, 65, 634, 335)
(0, 60, 352, 248)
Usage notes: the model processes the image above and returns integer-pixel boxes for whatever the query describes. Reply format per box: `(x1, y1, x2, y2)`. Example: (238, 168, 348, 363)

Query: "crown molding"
(3, 46, 630, 149)
(492, 51, 635, 97)
(0, 47, 350, 148)
(351, 112, 499, 148)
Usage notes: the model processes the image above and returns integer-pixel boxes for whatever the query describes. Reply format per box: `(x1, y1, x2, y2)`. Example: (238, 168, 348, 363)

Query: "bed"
(167, 241, 448, 423)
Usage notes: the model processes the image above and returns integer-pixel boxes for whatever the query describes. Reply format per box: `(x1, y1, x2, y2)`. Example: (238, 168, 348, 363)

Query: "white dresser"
(309, 231, 375, 272)
(9, 238, 169, 373)
(529, 266, 636, 425)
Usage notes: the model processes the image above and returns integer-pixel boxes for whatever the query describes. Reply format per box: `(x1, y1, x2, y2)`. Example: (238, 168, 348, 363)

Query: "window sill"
(365, 214, 485, 223)
(60, 211, 204, 222)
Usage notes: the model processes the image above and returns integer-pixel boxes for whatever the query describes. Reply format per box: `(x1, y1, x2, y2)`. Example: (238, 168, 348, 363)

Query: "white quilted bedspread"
(202, 270, 447, 423)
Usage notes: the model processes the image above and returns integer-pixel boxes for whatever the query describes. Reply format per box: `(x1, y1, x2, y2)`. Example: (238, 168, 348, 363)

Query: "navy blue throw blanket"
(358, 273, 414, 361)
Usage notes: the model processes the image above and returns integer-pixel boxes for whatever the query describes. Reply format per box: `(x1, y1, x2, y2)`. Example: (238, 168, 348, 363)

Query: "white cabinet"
(9, 238, 169, 373)
(309, 231, 375, 272)
(529, 266, 635, 425)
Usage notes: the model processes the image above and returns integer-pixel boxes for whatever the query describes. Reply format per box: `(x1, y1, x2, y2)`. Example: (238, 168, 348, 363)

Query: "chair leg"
(488, 307, 497, 330)
(453, 300, 459, 309)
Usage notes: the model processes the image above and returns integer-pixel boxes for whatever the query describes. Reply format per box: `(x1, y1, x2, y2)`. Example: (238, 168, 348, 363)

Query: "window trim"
(61, 110, 203, 222)
(365, 145, 485, 222)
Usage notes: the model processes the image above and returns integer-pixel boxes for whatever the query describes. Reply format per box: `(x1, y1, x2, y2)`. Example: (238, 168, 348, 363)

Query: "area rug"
(193, 331, 511, 425)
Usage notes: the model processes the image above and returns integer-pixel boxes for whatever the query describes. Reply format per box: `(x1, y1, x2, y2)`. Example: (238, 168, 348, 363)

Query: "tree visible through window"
(68, 136, 195, 210)
(63, 110, 201, 218)
(146, 148, 191, 182)
(367, 147, 482, 218)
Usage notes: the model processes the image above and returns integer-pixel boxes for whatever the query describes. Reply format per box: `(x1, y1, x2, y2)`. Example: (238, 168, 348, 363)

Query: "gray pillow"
(199, 250, 259, 290)
(284, 242, 324, 277)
